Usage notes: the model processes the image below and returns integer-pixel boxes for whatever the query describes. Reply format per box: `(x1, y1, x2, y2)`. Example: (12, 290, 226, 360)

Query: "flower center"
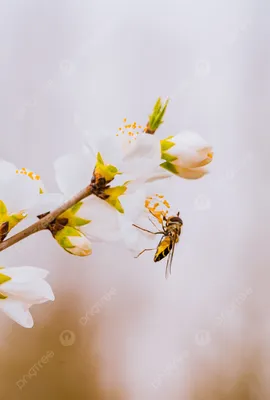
(15, 168, 40, 180)
(16, 168, 44, 193)
(144, 194, 171, 224)
(116, 118, 146, 143)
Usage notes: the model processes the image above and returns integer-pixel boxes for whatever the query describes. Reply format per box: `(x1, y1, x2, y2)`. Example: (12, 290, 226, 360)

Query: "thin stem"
(0, 185, 93, 252)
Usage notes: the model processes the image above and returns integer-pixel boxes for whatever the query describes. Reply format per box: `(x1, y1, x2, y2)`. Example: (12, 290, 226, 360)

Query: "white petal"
(98, 136, 124, 166)
(0, 175, 40, 212)
(54, 152, 95, 197)
(173, 165, 208, 179)
(173, 131, 209, 149)
(145, 169, 172, 183)
(120, 218, 158, 254)
(0, 299, 33, 328)
(80, 196, 120, 242)
(0, 159, 17, 180)
(169, 131, 212, 168)
(122, 135, 161, 178)
(119, 190, 146, 222)
(28, 193, 64, 217)
(1, 266, 49, 282)
(67, 235, 92, 256)
(124, 134, 160, 160)
(1, 279, 55, 304)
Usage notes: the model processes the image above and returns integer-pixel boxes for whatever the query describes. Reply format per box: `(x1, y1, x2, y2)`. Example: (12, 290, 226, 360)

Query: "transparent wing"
(165, 235, 177, 279)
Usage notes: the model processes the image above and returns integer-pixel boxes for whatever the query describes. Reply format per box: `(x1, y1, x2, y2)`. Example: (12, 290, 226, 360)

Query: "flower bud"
(160, 131, 213, 179)
(145, 97, 169, 134)
(0, 200, 26, 241)
(54, 226, 92, 257)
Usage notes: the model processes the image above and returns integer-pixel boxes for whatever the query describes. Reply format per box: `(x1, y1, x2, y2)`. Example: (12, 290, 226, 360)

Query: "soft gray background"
(0, 0, 269, 399)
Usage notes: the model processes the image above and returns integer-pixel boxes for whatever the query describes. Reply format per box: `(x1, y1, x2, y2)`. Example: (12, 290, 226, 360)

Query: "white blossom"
(0, 266, 54, 328)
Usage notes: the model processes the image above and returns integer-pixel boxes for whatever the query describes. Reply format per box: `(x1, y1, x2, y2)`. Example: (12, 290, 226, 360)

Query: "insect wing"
(165, 234, 177, 279)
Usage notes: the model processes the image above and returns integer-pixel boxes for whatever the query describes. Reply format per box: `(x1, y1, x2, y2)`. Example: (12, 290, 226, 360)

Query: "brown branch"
(0, 185, 93, 252)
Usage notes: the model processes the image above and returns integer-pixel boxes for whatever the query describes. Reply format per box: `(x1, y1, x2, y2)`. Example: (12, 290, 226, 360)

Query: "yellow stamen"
(16, 168, 41, 181)
(163, 200, 170, 208)
(144, 194, 171, 224)
(116, 118, 145, 144)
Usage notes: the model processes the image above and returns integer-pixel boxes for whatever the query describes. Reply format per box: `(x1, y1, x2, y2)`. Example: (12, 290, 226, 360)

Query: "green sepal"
(147, 97, 169, 132)
(0, 201, 7, 216)
(8, 212, 27, 230)
(160, 136, 175, 152)
(104, 185, 127, 213)
(161, 153, 178, 163)
(70, 201, 83, 215)
(58, 202, 90, 228)
(0, 272, 11, 285)
(160, 161, 178, 175)
(0, 200, 26, 233)
(95, 153, 121, 183)
(96, 152, 104, 165)
(0, 292, 7, 299)
(54, 226, 81, 249)
(69, 216, 91, 227)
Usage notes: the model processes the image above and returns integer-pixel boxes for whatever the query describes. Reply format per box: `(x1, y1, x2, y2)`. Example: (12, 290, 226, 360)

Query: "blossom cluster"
(0, 98, 213, 328)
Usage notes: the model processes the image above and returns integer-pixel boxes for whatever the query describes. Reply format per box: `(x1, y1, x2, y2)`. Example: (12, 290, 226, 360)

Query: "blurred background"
(0, 0, 269, 398)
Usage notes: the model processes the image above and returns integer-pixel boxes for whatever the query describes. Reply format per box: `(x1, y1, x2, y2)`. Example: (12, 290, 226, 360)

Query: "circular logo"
(195, 60, 211, 77)
(59, 60, 74, 76)
(226, 168, 235, 180)
(59, 330, 76, 347)
(195, 330, 211, 347)
(194, 194, 211, 211)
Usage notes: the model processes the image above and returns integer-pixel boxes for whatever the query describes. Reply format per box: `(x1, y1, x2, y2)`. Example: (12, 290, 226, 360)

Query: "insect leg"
(134, 248, 156, 258)
(132, 224, 163, 235)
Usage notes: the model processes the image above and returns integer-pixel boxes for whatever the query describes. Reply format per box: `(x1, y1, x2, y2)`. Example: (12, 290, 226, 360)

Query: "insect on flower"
(132, 208, 183, 279)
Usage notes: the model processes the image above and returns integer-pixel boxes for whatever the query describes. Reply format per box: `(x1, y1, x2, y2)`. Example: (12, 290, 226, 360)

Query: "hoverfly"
(132, 211, 183, 279)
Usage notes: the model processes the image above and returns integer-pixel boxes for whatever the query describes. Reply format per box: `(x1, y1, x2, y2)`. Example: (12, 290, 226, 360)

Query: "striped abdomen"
(154, 236, 172, 262)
